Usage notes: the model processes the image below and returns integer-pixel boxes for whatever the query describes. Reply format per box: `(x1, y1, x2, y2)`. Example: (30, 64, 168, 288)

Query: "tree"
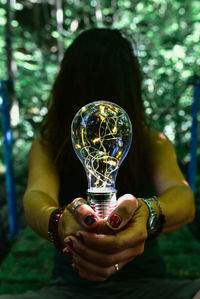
(0, 0, 199, 202)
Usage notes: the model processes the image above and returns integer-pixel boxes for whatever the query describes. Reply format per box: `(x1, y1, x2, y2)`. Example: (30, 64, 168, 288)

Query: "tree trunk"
(5, 0, 19, 127)
(95, 0, 103, 25)
(56, 0, 64, 62)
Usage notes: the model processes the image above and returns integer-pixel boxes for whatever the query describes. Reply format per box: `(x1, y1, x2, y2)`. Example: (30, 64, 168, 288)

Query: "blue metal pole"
(188, 78, 200, 193)
(0, 80, 18, 238)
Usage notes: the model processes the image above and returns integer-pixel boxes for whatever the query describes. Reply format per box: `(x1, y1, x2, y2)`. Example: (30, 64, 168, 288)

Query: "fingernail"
(107, 214, 121, 229)
(63, 249, 73, 260)
(84, 214, 97, 226)
(76, 232, 84, 242)
(64, 237, 73, 248)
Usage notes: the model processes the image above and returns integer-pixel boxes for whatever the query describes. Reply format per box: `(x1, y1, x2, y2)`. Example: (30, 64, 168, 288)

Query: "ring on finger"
(68, 199, 86, 216)
(114, 263, 119, 273)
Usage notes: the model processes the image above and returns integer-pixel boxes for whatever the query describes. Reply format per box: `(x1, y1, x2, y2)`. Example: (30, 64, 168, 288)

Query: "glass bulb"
(71, 100, 132, 218)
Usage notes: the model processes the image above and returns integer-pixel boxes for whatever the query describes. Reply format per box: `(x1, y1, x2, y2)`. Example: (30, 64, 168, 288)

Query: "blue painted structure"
(188, 77, 200, 193)
(0, 80, 18, 238)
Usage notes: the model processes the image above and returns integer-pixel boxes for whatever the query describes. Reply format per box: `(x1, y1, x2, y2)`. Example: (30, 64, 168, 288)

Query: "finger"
(63, 235, 137, 267)
(72, 254, 114, 281)
(67, 197, 101, 230)
(106, 194, 139, 231)
(71, 256, 133, 282)
(63, 245, 132, 282)
(61, 208, 83, 237)
(75, 213, 147, 254)
(73, 231, 123, 253)
(62, 243, 113, 281)
(72, 262, 108, 282)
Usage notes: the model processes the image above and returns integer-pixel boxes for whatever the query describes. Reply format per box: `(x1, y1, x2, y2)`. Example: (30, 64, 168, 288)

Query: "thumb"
(106, 194, 139, 231)
(67, 197, 101, 230)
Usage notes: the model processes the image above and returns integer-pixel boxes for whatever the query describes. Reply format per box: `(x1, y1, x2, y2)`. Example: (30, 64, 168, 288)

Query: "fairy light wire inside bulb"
(79, 103, 128, 192)
(71, 101, 132, 218)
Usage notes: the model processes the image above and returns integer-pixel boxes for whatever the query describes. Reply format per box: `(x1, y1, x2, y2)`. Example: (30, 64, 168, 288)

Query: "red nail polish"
(65, 238, 73, 248)
(76, 232, 84, 242)
(108, 214, 121, 228)
(84, 214, 97, 226)
(63, 250, 73, 260)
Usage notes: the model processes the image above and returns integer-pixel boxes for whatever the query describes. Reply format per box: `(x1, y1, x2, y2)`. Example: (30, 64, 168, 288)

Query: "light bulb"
(71, 101, 132, 218)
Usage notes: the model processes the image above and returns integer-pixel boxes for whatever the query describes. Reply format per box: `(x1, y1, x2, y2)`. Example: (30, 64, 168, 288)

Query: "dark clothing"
(53, 149, 166, 285)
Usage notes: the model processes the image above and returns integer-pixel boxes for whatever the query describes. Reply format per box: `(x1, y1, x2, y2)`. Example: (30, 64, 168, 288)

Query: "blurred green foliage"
(0, 0, 199, 201)
(0, 1, 199, 289)
(0, 227, 54, 294)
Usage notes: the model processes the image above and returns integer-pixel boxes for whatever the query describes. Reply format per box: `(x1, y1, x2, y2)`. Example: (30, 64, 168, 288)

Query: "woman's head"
(52, 28, 144, 121)
(41, 28, 148, 191)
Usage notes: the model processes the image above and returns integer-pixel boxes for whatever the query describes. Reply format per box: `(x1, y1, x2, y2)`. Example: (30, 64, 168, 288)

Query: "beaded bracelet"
(148, 196, 166, 238)
(48, 207, 65, 253)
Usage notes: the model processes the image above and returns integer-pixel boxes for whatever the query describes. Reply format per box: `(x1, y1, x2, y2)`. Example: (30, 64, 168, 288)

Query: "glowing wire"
(78, 103, 127, 189)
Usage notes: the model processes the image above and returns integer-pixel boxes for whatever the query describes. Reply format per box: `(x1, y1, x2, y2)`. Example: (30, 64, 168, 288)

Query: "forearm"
(23, 190, 59, 240)
(158, 185, 195, 233)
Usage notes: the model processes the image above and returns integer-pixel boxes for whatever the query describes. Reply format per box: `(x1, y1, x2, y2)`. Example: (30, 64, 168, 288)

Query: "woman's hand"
(60, 197, 105, 237)
(62, 195, 149, 281)
(59, 196, 106, 247)
(61, 193, 137, 238)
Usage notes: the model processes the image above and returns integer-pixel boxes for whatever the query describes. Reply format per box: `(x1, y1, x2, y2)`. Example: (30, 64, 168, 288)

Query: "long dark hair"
(40, 28, 150, 193)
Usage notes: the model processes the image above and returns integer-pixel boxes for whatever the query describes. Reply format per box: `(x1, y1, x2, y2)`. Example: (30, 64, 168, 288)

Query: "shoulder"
(29, 137, 50, 154)
(144, 127, 177, 165)
(144, 127, 175, 156)
(144, 128, 188, 194)
(145, 127, 172, 145)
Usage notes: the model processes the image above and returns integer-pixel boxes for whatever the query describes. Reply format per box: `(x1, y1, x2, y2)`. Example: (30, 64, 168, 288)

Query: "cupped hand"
(60, 196, 107, 245)
(60, 197, 99, 239)
(59, 196, 106, 254)
(62, 195, 149, 281)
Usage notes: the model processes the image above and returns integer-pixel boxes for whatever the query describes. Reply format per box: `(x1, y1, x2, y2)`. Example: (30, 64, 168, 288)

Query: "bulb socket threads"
(87, 190, 117, 219)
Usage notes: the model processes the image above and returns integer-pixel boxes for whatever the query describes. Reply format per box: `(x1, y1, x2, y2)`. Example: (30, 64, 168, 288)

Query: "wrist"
(58, 209, 67, 248)
(138, 197, 161, 234)
(48, 207, 66, 253)
(149, 197, 166, 237)
(139, 196, 166, 237)
(138, 199, 150, 220)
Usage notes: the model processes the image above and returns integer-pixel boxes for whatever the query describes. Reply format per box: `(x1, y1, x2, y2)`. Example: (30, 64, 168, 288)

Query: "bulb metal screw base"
(87, 191, 117, 219)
